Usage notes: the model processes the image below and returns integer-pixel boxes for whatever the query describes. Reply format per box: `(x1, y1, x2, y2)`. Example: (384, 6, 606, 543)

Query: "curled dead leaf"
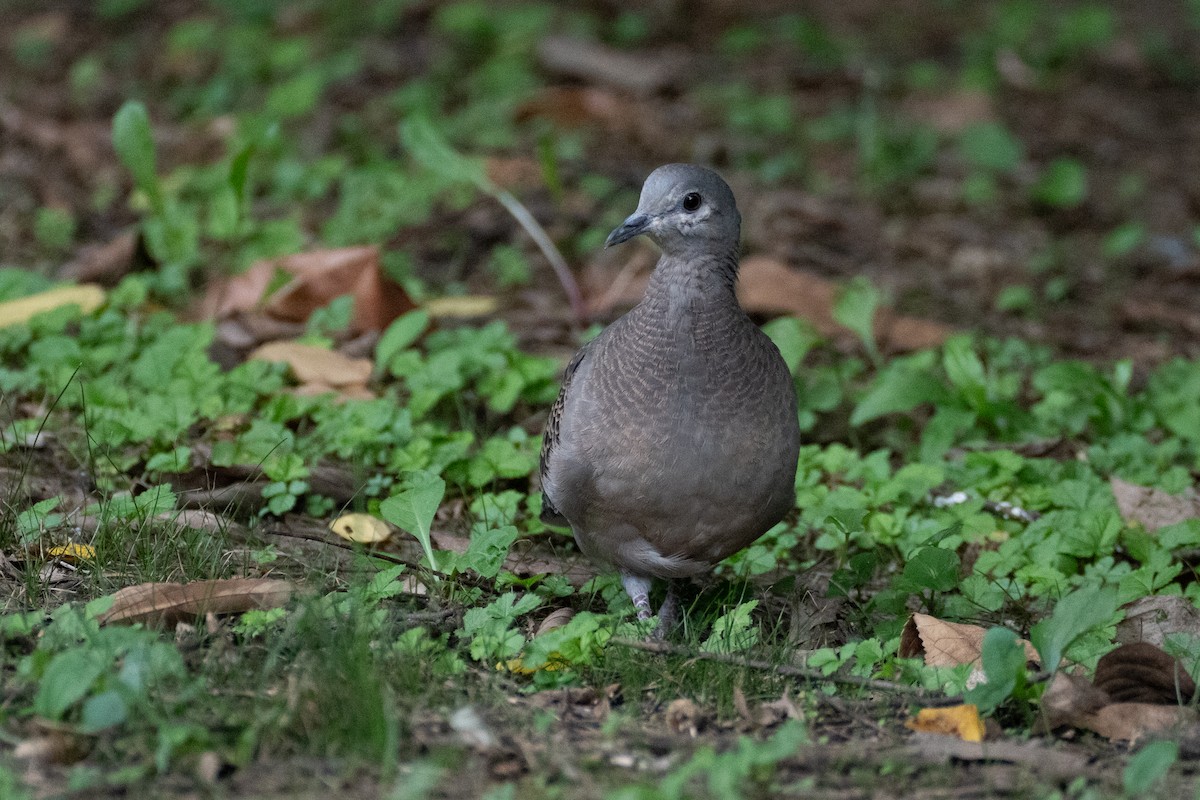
(96, 578, 294, 626)
(1041, 645, 1199, 743)
(906, 704, 987, 742)
(1093, 642, 1196, 705)
(199, 246, 414, 334)
(536, 607, 574, 636)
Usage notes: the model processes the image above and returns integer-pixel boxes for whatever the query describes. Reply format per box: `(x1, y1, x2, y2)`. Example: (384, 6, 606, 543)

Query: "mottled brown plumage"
(540, 164, 800, 634)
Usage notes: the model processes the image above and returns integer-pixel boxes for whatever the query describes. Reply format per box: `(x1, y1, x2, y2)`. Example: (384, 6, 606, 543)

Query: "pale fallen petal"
(249, 341, 372, 387)
(425, 295, 499, 319)
(329, 513, 392, 544)
(0, 284, 104, 328)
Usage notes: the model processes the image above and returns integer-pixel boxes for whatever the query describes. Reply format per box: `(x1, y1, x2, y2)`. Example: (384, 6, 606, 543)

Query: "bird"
(539, 163, 801, 636)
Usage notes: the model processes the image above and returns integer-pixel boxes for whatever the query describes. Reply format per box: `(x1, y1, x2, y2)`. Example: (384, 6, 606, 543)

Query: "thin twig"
(609, 637, 944, 699)
(492, 187, 585, 323)
(260, 526, 420, 569)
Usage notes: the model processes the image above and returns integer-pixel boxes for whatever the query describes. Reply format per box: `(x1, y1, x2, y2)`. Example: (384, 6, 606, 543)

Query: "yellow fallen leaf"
(500, 654, 566, 675)
(906, 704, 987, 742)
(0, 284, 105, 328)
(329, 513, 391, 544)
(425, 295, 498, 319)
(46, 543, 95, 562)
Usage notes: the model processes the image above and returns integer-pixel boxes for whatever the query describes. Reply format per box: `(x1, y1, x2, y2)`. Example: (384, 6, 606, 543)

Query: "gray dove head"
(606, 164, 741, 256)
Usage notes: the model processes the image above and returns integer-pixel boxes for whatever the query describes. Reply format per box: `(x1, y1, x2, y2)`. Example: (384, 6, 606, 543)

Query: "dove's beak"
(605, 213, 650, 248)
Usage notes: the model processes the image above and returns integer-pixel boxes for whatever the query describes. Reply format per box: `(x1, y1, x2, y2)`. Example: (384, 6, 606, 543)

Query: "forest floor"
(2, 1, 1200, 798)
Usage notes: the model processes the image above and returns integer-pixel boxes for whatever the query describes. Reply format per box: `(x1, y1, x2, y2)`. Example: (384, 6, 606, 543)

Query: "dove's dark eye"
(682, 192, 702, 212)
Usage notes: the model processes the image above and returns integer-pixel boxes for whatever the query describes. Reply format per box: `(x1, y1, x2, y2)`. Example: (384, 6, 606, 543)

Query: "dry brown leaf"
(1079, 703, 1198, 743)
(248, 341, 372, 387)
(1042, 646, 1199, 742)
(96, 578, 294, 626)
(899, 613, 1040, 668)
(167, 509, 234, 534)
(501, 548, 598, 588)
(1119, 298, 1200, 337)
(200, 246, 414, 334)
(756, 691, 803, 727)
(907, 734, 1089, 776)
(1110, 476, 1200, 532)
(485, 156, 544, 191)
(732, 685, 755, 727)
(1093, 642, 1197, 704)
(289, 380, 377, 402)
(1041, 672, 1111, 731)
(665, 698, 704, 737)
(430, 529, 472, 555)
(738, 256, 841, 333)
(880, 313, 957, 352)
(737, 256, 953, 353)
(58, 230, 138, 284)
(900, 90, 996, 134)
(517, 86, 636, 130)
(329, 513, 391, 544)
(13, 730, 90, 766)
(1117, 595, 1200, 648)
(267, 247, 413, 331)
(428, 530, 598, 587)
(905, 704, 987, 742)
(528, 684, 617, 722)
